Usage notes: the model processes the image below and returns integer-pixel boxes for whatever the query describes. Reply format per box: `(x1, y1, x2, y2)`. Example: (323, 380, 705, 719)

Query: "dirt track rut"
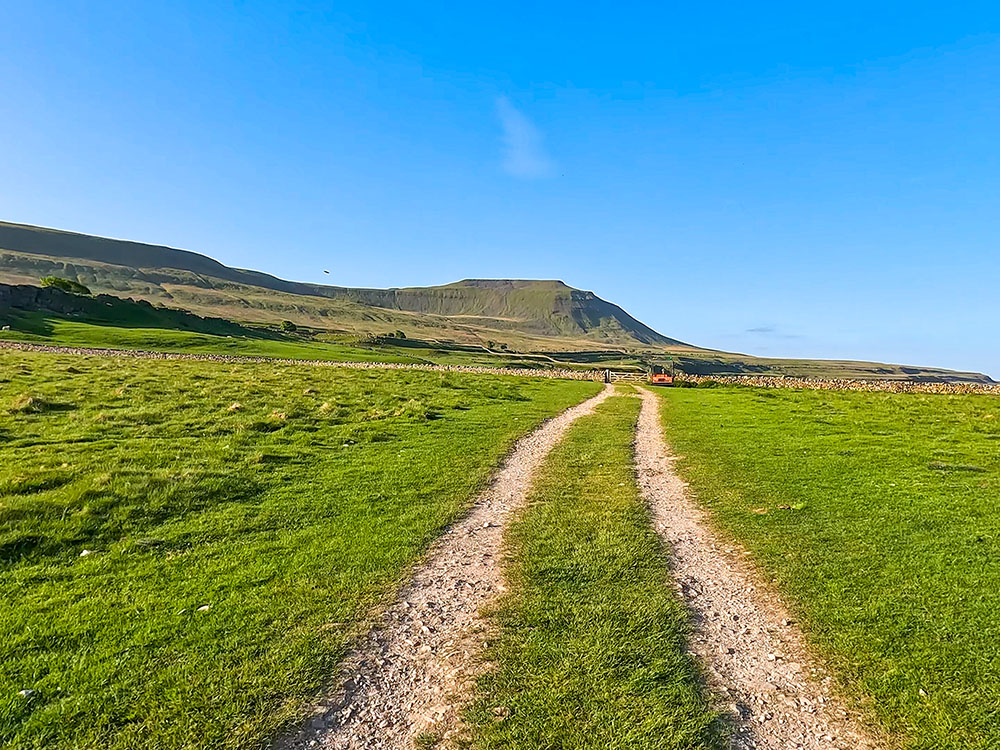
(278, 385, 880, 749)
(635, 388, 879, 750)
(277, 385, 613, 750)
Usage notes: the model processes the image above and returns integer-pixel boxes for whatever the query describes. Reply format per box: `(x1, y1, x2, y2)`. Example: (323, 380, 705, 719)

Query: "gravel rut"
(635, 388, 879, 750)
(278, 385, 613, 750)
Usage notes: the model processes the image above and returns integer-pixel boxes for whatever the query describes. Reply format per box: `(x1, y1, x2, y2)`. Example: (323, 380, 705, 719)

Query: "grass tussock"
(8, 393, 68, 414)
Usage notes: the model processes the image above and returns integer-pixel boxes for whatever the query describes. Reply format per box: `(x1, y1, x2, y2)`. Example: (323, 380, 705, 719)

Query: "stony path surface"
(635, 388, 881, 750)
(276, 385, 613, 750)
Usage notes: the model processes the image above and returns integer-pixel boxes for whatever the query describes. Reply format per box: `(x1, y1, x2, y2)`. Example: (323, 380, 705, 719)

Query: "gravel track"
(276, 385, 614, 750)
(635, 388, 880, 750)
(11, 327, 899, 748)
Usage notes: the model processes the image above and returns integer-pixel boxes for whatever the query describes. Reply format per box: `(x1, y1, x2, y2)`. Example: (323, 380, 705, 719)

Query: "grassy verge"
(0, 350, 600, 749)
(468, 391, 720, 749)
(0, 312, 423, 363)
(653, 386, 1000, 749)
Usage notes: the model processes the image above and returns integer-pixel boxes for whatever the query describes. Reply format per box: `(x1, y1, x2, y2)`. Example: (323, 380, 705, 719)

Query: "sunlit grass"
(0, 350, 600, 749)
(469, 393, 720, 749)
(655, 386, 1000, 749)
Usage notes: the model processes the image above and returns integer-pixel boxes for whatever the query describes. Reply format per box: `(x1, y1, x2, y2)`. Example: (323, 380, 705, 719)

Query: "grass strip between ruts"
(468, 391, 721, 749)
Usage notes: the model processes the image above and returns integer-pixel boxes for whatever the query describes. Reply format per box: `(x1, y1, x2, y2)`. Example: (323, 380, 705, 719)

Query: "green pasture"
(655, 385, 1000, 749)
(0, 350, 599, 749)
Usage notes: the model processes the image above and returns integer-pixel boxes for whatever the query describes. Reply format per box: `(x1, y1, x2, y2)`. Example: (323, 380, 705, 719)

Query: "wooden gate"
(602, 370, 647, 384)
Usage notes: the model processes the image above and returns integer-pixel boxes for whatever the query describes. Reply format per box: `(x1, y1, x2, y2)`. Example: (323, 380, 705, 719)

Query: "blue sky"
(2, 2, 998, 377)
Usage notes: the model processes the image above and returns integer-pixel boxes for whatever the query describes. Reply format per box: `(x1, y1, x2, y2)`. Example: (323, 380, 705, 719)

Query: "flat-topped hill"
(0, 221, 684, 348)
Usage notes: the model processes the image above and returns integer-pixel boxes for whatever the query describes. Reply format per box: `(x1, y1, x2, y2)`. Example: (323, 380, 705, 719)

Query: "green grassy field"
(0, 311, 426, 363)
(654, 386, 1000, 749)
(0, 350, 600, 749)
(0, 312, 600, 370)
(469, 391, 720, 749)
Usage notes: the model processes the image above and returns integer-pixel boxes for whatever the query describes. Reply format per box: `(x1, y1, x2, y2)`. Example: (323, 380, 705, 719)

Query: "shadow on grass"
(0, 473, 265, 566)
(8, 394, 76, 414)
(4, 304, 293, 343)
(928, 461, 987, 473)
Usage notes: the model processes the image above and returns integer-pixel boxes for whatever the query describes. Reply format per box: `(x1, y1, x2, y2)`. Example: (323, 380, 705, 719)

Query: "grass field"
(469, 391, 720, 749)
(4, 291, 993, 382)
(654, 385, 1000, 749)
(0, 350, 600, 749)
(0, 311, 425, 363)
(0, 312, 596, 370)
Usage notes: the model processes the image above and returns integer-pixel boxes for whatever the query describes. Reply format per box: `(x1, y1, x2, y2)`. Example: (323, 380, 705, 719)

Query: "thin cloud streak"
(744, 324, 804, 340)
(496, 96, 553, 178)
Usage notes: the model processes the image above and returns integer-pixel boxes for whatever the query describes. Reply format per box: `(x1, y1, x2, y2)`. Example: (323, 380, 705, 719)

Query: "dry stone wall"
(2, 341, 995, 393)
(677, 373, 999, 395)
(0, 341, 600, 381)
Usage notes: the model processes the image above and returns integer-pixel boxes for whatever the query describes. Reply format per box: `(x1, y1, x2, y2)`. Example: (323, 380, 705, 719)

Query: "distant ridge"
(0, 220, 684, 347)
(1, 220, 993, 384)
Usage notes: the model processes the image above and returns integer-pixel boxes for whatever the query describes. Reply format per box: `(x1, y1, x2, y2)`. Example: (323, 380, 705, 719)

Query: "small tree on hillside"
(40, 276, 91, 295)
(279, 320, 298, 333)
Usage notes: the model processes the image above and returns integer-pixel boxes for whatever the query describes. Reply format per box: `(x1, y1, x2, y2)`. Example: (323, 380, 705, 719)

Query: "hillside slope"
(0, 221, 682, 348)
(0, 220, 993, 383)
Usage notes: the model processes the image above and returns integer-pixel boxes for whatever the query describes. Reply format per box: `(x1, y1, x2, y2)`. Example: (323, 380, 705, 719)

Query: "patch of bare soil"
(635, 388, 882, 750)
(278, 385, 613, 750)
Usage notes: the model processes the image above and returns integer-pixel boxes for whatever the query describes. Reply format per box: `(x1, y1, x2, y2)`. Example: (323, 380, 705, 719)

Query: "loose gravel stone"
(635, 388, 881, 750)
(275, 385, 613, 750)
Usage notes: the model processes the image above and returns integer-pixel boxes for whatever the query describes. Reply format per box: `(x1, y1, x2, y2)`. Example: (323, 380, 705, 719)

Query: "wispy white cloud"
(496, 96, 553, 179)
(745, 324, 803, 340)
